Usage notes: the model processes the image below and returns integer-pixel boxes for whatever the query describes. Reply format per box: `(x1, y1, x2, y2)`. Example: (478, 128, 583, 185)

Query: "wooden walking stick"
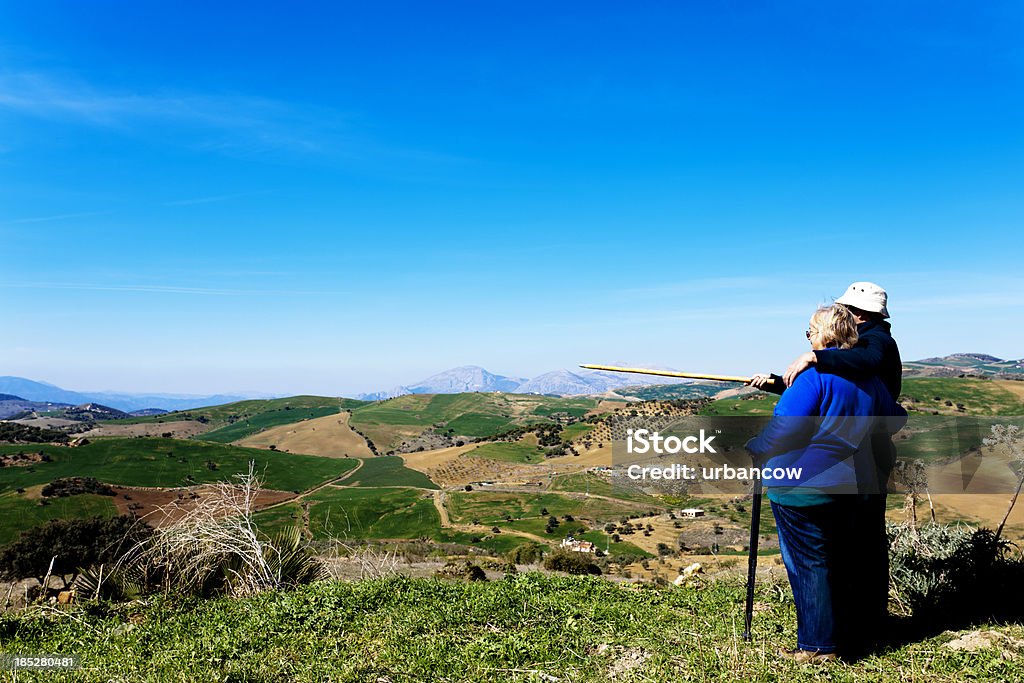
(584, 362, 772, 640)
(743, 477, 763, 641)
(579, 364, 776, 385)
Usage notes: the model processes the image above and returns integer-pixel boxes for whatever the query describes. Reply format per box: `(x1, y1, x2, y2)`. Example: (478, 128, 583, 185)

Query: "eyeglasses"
(805, 330, 812, 340)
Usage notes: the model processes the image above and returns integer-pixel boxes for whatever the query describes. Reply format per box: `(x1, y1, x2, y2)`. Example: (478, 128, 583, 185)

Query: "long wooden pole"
(579, 364, 775, 385)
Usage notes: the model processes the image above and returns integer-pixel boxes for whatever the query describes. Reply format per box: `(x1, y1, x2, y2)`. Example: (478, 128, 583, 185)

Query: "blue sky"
(2, 2, 1022, 395)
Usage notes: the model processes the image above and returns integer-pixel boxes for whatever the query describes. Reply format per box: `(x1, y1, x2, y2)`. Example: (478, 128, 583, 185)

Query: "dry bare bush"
(325, 543, 401, 580)
(312, 508, 401, 580)
(97, 461, 327, 599)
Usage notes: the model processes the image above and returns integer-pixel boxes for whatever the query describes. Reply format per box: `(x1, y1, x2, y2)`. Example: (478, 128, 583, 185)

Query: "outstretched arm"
(782, 333, 888, 387)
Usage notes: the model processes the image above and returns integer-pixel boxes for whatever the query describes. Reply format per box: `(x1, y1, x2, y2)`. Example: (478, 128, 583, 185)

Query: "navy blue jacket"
(765, 319, 902, 400)
(815, 319, 902, 400)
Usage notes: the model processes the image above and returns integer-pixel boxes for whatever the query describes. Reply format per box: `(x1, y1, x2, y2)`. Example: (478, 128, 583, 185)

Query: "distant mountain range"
(356, 364, 692, 400)
(363, 354, 1024, 399)
(4, 353, 1020, 415)
(0, 377, 259, 413)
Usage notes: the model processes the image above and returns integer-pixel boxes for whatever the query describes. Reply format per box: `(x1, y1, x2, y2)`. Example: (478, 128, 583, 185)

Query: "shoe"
(777, 648, 837, 664)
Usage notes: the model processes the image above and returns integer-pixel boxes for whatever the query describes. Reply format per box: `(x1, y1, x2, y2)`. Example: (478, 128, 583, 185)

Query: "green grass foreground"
(2, 574, 1019, 682)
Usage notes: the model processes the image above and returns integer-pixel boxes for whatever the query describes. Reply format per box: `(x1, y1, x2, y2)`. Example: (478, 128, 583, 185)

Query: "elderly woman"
(746, 304, 905, 663)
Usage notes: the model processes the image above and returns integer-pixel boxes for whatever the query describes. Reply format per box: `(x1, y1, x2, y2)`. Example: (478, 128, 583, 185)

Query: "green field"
(255, 496, 550, 554)
(900, 378, 1024, 415)
(529, 397, 598, 418)
(345, 456, 439, 489)
(0, 438, 357, 495)
(249, 501, 305, 537)
(0, 492, 119, 545)
(550, 472, 661, 505)
(444, 412, 514, 437)
(468, 441, 546, 464)
(304, 487, 441, 540)
(559, 423, 595, 442)
(448, 491, 661, 526)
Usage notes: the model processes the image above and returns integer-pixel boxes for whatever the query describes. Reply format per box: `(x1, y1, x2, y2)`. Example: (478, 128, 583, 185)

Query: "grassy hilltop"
(3, 574, 1022, 682)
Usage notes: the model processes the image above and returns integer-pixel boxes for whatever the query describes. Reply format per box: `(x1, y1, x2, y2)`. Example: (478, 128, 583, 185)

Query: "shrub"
(0, 516, 153, 588)
(543, 550, 601, 576)
(888, 522, 1024, 622)
(506, 543, 543, 565)
(435, 561, 487, 582)
(41, 477, 116, 498)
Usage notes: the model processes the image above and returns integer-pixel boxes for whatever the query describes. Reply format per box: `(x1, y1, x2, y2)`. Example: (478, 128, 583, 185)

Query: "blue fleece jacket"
(746, 366, 906, 495)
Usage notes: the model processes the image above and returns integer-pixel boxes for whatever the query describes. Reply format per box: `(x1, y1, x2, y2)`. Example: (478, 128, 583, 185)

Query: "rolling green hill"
(111, 396, 368, 430)
(0, 438, 357, 495)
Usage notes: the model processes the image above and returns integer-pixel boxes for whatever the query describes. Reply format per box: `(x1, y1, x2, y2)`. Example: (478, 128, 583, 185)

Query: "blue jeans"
(771, 499, 859, 653)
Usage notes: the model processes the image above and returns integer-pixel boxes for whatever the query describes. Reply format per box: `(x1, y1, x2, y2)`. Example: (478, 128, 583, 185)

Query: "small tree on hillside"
(984, 424, 1024, 542)
(893, 458, 933, 532)
(0, 516, 153, 589)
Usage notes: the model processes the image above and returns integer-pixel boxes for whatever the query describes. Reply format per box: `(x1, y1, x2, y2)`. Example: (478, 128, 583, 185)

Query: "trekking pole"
(743, 477, 763, 642)
(579, 364, 776, 385)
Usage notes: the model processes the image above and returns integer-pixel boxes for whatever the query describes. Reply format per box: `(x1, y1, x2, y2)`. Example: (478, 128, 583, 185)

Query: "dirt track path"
(256, 457, 365, 513)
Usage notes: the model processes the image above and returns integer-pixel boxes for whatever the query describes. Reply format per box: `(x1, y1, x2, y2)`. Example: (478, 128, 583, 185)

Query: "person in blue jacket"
(750, 282, 901, 651)
(746, 303, 906, 663)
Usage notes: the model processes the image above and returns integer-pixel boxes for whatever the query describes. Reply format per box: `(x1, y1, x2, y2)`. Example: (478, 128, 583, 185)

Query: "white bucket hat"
(836, 281, 890, 318)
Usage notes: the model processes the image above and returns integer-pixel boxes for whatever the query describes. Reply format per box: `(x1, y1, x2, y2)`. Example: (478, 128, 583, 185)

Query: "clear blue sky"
(2, 2, 1022, 395)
